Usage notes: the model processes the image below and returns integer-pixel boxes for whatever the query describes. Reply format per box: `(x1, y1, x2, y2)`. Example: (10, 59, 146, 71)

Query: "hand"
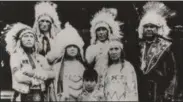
(22, 68, 35, 77)
(60, 93, 69, 101)
(31, 78, 41, 86)
(34, 71, 48, 80)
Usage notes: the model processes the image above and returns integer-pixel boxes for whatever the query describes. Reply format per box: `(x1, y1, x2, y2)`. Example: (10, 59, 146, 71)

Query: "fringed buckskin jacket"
(10, 51, 54, 101)
(139, 38, 177, 102)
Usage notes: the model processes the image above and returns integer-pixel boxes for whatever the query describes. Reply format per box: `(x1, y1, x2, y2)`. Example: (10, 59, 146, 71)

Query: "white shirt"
(104, 61, 138, 101)
(62, 60, 85, 98)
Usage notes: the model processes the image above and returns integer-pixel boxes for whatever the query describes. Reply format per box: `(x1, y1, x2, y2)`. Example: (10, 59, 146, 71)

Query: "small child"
(78, 69, 104, 101)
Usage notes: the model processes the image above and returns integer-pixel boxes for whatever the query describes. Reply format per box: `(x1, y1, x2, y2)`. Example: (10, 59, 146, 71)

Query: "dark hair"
(64, 44, 84, 64)
(83, 69, 98, 83)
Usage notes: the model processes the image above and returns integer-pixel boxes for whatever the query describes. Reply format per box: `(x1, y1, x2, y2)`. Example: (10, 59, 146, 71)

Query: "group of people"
(1, 1, 177, 102)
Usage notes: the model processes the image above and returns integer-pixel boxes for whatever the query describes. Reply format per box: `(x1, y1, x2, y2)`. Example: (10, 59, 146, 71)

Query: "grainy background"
(0, 1, 183, 101)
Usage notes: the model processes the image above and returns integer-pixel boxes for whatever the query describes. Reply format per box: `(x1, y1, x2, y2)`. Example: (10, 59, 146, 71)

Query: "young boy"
(78, 69, 104, 101)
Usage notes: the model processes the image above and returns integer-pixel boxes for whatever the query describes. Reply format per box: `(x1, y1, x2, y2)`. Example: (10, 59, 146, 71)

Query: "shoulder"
(123, 60, 138, 77)
(11, 51, 22, 57)
(10, 52, 25, 67)
(139, 39, 145, 47)
(86, 44, 96, 51)
(158, 38, 173, 55)
(85, 44, 98, 56)
(124, 60, 134, 67)
(10, 52, 23, 60)
(124, 60, 135, 71)
(36, 54, 45, 59)
(86, 44, 103, 53)
(35, 54, 48, 63)
(76, 61, 86, 71)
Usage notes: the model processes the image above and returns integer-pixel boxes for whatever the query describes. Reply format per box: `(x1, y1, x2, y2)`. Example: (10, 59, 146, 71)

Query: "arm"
(10, 54, 32, 84)
(33, 55, 56, 81)
(33, 66, 55, 81)
(42, 56, 56, 79)
(164, 49, 177, 99)
(126, 62, 138, 101)
(61, 75, 70, 101)
(46, 48, 62, 65)
(100, 70, 108, 100)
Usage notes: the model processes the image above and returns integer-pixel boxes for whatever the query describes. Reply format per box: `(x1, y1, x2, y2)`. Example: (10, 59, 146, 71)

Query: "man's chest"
(140, 39, 171, 74)
(20, 56, 43, 70)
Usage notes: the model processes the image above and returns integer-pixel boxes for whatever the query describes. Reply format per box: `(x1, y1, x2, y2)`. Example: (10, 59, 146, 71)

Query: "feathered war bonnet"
(138, 2, 176, 39)
(90, 8, 123, 45)
(4, 22, 36, 55)
(46, 22, 85, 63)
(33, 1, 61, 38)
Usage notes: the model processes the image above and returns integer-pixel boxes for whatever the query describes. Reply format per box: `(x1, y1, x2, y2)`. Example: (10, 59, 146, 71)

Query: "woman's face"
(66, 45, 78, 58)
(108, 46, 121, 61)
(21, 32, 35, 48)
(96, 27, 108, 42)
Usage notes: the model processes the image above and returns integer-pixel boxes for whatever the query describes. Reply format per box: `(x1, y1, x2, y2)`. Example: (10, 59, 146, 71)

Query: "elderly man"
(138, 2, 177, 102)
(5, 23, 55, 101)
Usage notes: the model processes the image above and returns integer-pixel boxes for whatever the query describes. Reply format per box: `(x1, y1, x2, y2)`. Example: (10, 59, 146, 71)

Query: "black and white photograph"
(0, 1, 183, 102)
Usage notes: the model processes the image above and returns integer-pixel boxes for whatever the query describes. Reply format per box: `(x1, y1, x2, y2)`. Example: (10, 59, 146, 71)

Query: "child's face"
(83, 80, 97, 93)
(66, 45, 78, 57)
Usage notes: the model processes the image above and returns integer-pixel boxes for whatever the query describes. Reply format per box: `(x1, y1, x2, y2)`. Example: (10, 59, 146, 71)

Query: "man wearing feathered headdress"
(85, 8, 123, 92)
(138, 2, 177, 102)
(33, 1, 61, 56)
(5, 22, 55, 101)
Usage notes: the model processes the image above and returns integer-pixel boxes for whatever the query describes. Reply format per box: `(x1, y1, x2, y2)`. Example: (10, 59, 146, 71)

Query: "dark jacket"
(139, 38, 177, 102)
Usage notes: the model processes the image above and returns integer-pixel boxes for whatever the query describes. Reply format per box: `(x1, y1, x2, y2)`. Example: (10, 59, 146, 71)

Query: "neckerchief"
(27, 53, 36, 69)
(42, 35, 51, 56)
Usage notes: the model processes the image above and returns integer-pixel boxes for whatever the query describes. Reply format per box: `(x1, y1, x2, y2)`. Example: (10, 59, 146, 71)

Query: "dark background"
(0, 1, 183, 99)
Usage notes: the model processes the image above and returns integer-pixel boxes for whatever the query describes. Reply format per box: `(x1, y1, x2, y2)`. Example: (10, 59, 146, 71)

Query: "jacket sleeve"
(164, 48, 177, 97)
(126, 62, 139, 101)
(33, 69, 55, 81)
(10, 54, 32, 84)
(33, 55, 56, 80)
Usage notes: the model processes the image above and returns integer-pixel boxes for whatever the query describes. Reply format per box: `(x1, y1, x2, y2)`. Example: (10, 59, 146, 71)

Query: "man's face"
(109, 46, 121, 61)
(83, 80, 97, 93)
(66, 45, 78, 58)
(143, 23, 159, 39)
(21, 32, 35, 48)
(96, 27, 108, 42)
(38, 16, 52, 33)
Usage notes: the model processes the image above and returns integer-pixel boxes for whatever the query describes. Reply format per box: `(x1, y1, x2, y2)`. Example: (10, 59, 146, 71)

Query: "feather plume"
(5, 23, 33, 54)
